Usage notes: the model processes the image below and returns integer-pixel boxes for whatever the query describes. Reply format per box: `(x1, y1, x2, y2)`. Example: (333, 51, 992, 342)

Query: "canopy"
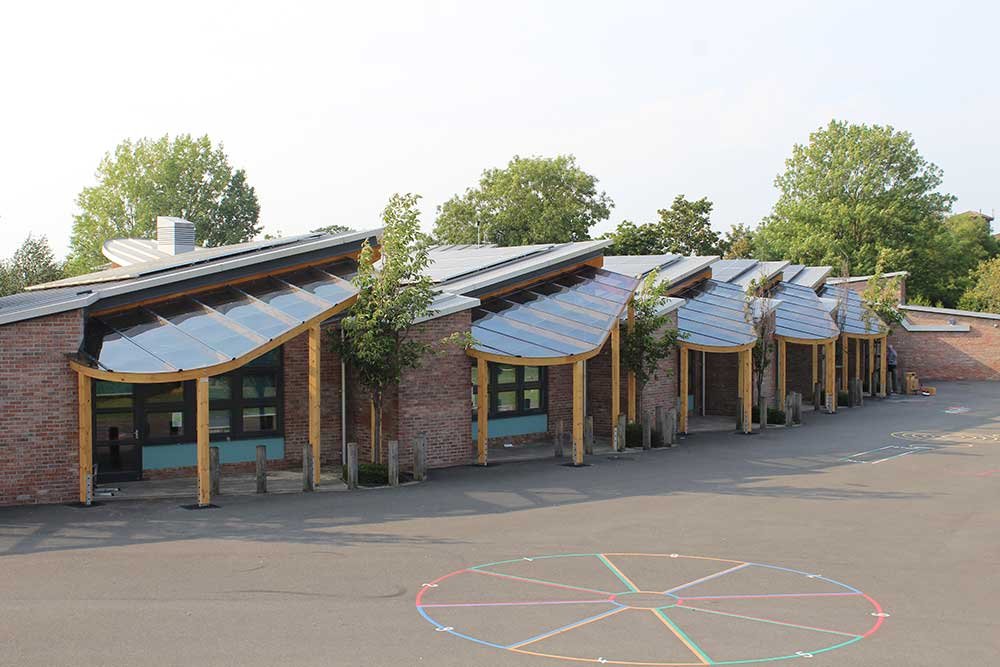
(469, 266, 638, 363)
(820, 285, 887, 336)
(676, 280, 757, 350)
(773, 282, 840, 341)
(76, 262, 357, 380)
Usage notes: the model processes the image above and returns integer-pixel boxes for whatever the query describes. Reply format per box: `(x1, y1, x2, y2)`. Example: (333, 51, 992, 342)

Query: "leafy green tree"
(621, 271, 684, 417)
(958, 256, 1000, 313)
(434, 155, 613, 245)
(605, 195, 722, 256)
(68, 134, 261, 274)
(744, 276, 776, 431)
(754, 120, 955, 303)
(0, 235, 64, 296)
(332, 193, 436, 463)
(861, 255, 905, 331)
(916, 212, 999, 306)
(311, 224, 355, 235)
(722, 223, 755, 259)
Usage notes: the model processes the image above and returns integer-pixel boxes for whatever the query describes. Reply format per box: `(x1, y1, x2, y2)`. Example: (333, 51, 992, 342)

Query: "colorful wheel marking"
(416, 553, 886, 665)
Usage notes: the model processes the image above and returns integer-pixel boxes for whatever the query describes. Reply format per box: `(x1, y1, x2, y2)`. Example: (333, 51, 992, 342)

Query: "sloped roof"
(783, 265, 832, 290)
(772, 282, 840, 341)
(820, 284, 888, 336)
(709, 259, 789, 287)
(601, 254, 717, 288)
(676, 280, 757, 349)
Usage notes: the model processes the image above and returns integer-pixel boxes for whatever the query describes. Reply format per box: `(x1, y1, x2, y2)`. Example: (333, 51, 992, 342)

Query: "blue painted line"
(666, 562, 750, 594)
(417, 607, 509, 650)
(505, 606, 621, 649)
(746, 562, 861, 594)
(712, 636, 862, 664)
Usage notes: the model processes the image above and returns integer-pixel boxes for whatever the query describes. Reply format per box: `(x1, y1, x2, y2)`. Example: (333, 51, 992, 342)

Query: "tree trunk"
(373, 390, 384, 464)
(756, 369, 766, 431)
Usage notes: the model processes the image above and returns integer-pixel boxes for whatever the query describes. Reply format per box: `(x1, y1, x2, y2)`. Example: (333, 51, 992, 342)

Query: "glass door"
(93, 381, 142, 482)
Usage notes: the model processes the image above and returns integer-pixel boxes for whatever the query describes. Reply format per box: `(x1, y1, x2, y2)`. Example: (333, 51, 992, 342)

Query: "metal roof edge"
(414, 292, 481, 324)
(452, 240, 609, 297)
(900, 319, 971, 333)
(899, 304, 1000, 321)
(827, 271, 909, 284)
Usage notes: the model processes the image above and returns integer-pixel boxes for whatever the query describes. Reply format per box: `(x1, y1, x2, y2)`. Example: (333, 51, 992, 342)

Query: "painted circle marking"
(416, 553, 886, 665)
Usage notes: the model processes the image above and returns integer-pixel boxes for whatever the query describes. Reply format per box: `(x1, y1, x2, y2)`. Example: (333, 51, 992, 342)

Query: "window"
(206, 348, 282, 438)
(471, 363, 547, 419)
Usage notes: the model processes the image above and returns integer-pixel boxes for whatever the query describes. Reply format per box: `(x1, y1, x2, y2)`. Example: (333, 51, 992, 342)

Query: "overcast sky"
(1, 0, 997, 259)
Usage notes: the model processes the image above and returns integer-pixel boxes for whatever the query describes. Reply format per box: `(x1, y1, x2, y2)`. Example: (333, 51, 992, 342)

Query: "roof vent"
(156, 216, 196, 255)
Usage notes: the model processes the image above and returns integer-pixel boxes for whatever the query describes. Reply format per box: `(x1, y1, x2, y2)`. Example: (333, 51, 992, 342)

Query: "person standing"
(887, 343, 898, 393)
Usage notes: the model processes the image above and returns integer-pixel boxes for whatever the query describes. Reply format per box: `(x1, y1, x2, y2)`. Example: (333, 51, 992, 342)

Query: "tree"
(754, 120, 955, 303)
(68, 134, 261, 274)
(958, 256, 1000, 313)
(332, 193, 436, 463)
(722, 223, 755, 259)
(311, 224, 355, 236)
(0, 235, 64, 297)
(861, 255, 905, 331)
(621, 271, 684, 419)
(916, 211, 999, 306)
(433, 155, 613, 245)
(604, 195, 722, 256)
(744, 276, 776, 431)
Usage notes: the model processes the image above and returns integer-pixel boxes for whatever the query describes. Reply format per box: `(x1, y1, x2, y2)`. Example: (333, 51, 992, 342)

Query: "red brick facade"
(283, 326, 344, 468)
(890, 309, 1000, 381)
(0, 310, 83, 505)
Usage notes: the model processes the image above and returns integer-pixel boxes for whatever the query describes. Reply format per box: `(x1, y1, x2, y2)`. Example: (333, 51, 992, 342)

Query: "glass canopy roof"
(676, 280, 757, 349)
(820, 285, 887, 336)
(80, 263, 357, 375)
(773, 282, 840, 341)
(470, 266, 639, 360)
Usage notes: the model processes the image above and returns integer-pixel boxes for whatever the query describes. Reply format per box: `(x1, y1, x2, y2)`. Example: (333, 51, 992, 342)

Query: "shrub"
(342, 462, 389, 486)
(751, 406, 786, 424)
(626, 421, 663, 447)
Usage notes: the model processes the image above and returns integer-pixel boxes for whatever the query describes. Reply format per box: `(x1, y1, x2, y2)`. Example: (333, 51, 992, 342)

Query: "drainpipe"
(341, 328, 347, 464)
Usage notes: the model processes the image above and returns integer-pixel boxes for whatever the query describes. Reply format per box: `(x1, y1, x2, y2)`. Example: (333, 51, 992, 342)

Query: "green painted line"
(712, 636, 862, 664)
(655, 609, 714, 665)
(597, 554, 638, 592)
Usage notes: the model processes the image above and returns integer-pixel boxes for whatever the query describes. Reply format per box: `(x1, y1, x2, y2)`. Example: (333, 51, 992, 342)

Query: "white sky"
(1, 0, 997, 259)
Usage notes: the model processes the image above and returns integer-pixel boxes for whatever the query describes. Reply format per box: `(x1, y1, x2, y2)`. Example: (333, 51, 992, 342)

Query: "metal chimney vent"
(156, 216, 196, 255)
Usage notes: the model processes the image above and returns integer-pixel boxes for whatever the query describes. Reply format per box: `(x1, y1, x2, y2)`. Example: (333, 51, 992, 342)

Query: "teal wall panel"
(142, 437, 285, 470)
(471, 414, 547, 439)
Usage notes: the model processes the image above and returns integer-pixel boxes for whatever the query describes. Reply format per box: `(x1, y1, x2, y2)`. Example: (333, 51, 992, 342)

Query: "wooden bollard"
(616, 414, 626, 452)
(346, 442, 359, 489)
(668, 408, 678, 446)
(736, 400, 745, 432)
(302, 444, 314, 492)
(413, 433, 427, 482)
(554, 419, 564, 458)
(642, 411, 652, 450)
(794, 392, 803, 424)
(813, 382, 822, 411)
(785, 394, 794, 426)
(584, 415, 594, 455)
(655, 406, 666, 448)
(209, 446, 221, 496)
(255, 445, 267, 494)
(388, 440, 399, 487)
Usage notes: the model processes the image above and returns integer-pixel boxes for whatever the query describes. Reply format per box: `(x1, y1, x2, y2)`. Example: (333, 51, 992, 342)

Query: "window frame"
(471, 362, 547, 420)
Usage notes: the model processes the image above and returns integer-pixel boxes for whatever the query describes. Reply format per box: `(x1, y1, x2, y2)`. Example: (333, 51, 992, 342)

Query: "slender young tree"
(621, 271, 684, 422)
(744, 275, 776, 431)
(861, 255, 904, 331)
(332, 193, 436, 463)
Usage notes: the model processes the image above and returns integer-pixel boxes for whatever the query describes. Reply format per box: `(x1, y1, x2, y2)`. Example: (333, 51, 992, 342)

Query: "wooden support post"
(210, 446, 221, 497)
(369, 399, 376, 463)
(196, 377, 211, 507)
(825, 341, 837, 413)
(742, 349, 753, 434)
(611, 317, 621, 445)
(584, 415, 594, 455)
(573, 360, 585, 465)
(476, 357, 488, 465)
(255, 445, 267, 494)
(77, 372, 93, 505)
(811, 344, 818, 389)
(784, 392, 794, 426)
(879, 335, 888, 397)
(413, 433, 427, 482)
(854, 337, 861, 383)
(346, 442, 359, 489)
(679, 346, 689, 434)
(667, 408, 677, 446)
(308, 323, 321, 488)
(840, 334, 849, 392)
(868, 338, 875, 394)
(388, 440, 399, 487)
(655, 406, 666, 448)
(777, 338, 787, 410)
(627, 301, 636, 422)
(302, 443, 314, 492)
(642, 411, 652, 450)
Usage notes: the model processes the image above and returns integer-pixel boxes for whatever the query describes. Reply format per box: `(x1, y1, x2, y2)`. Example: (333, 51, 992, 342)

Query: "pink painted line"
(678, 603, 861, 638)
(663, 562, 750, 594)
(471, 568, 614, 595)
(681, 592, 862, 600)
(414, 568, 471, 606)
(419, 599, 611, 608)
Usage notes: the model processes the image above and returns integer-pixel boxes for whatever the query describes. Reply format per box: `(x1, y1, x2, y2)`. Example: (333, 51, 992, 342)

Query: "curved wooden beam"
(775, 334, 839, 346)
(679, 341, 755, 354)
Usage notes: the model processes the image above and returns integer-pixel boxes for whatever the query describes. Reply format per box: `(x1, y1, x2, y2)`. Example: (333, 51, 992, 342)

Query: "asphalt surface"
(1, 382, 998, 666)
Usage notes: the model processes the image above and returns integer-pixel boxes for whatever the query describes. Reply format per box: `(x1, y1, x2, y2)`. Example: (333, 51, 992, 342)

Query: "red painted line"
(862, 593, 887, 637)
(414, 568, 471, 606)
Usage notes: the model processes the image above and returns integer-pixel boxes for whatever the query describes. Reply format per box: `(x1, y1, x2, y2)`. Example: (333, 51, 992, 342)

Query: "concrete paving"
(1, 382, 998, 666)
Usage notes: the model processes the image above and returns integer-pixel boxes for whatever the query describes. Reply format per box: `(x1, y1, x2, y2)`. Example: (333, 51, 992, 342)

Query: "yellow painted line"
(599, 554, 641, 593)
(652, 609, 711, 665)
(509, 646, 702, 666)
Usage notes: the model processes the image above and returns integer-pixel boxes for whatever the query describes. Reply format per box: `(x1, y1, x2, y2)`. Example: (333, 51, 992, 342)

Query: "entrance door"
(93, 381, 142, 483)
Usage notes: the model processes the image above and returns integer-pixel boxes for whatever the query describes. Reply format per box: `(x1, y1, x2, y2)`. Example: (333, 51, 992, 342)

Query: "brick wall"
(785, 342, 817, 400)
(704, 352, 739, 415)
(346, 311, 474, 469)
(0, 310, 83, 505)
(283, 325, 344, 469)
(890, 310, 1000, 381)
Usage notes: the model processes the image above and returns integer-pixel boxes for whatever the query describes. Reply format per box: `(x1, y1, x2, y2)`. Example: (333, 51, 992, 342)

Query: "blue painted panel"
(472, 414, 548, 439)
(142, 437, 285, 470)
